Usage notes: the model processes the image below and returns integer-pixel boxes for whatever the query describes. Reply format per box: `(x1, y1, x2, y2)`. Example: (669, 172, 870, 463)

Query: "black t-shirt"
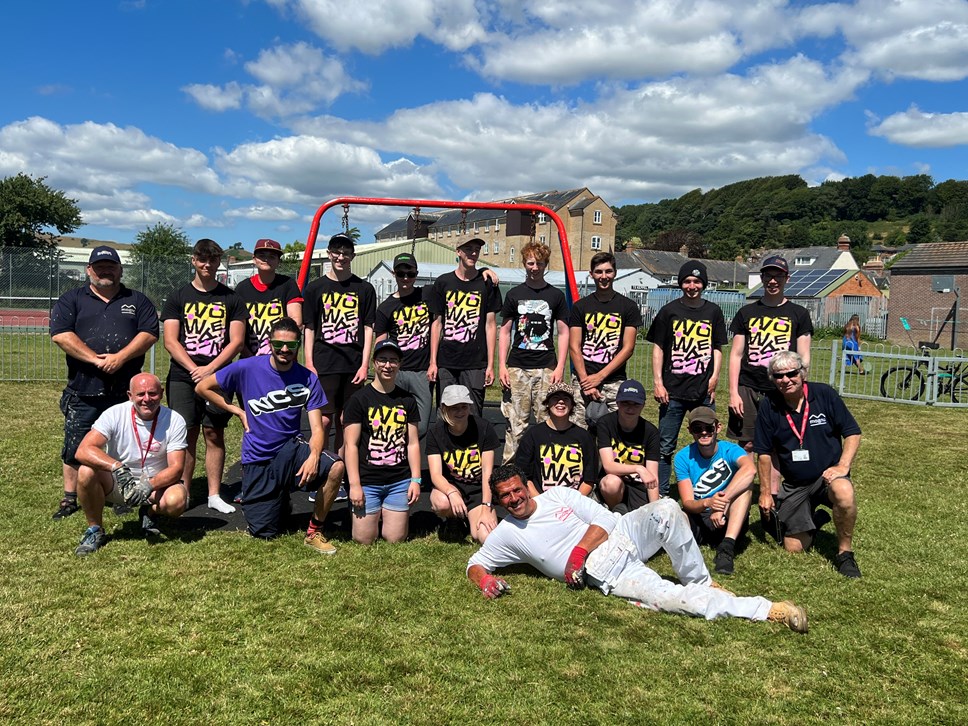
(425, 414, 499, 489)
(343, 385, 419, 486)
(729, 300, 814, 392)
(646, 298, 728, 402)
(514, 422, 597, 491)
(595, 411, 660, 473)
(374, 286, 433, 371)
(50, 284, 159, 397)
(501, 282, 569, 370)
(160, 282, 247, 384)
(303, 274, 377, 374)
(234, 274, 303, 356)
(568, 293, 643, 381)
(752, 382, 861, 488)
(430, 271, 502, 370)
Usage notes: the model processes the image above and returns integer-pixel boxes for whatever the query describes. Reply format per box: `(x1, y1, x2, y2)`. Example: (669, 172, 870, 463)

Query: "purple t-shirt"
(216, 356, 326, 464)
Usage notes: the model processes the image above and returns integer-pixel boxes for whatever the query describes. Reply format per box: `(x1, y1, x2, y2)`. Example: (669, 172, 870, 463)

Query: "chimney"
(837, 234, 851, 251)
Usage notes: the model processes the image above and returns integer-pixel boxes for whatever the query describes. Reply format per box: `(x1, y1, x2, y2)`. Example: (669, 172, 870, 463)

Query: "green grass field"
(1, 378, 966, 725)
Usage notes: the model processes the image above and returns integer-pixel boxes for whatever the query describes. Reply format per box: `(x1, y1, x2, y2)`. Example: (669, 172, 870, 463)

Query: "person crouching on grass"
(426, 384, 500, 543)
(342, 339, 421, 545)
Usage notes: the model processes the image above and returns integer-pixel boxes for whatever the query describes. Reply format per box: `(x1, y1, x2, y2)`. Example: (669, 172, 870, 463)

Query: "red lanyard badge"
(131, 406, 159, 470)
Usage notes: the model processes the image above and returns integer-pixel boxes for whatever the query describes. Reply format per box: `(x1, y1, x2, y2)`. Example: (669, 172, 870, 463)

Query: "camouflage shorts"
(501, 367, 555, 463)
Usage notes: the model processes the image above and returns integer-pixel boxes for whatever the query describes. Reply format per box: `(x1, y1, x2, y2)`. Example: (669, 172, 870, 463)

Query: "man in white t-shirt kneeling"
(73, 372, 189, 556)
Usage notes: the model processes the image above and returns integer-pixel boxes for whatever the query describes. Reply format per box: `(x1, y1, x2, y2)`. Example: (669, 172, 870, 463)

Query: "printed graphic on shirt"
(514, 299, 553, 350)
(746, 316, 793, 369)
(319, 292, 359, 345)
(183, 301, 227, 357)
(610, 439, 647, 466)
(581, 312, 622, 364)
(693, 457, 733, 499)
(538, 443, 585, 490)
(671, 318, 713, 375)
(443, 445, 482, 485)
(247, 384, 311, 416)
(394, 302, 431, 351)
(444, 290, 482, 343)
(368, 404, 408, 467)
(246, 300, 286, 355)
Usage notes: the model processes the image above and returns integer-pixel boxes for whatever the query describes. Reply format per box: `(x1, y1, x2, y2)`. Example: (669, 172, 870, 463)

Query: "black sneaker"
(75, 526, 106, 556)
(53, 497, 79, 520)
(834, 550, 862, 579)
(139, 505, 161, 538)
(714, 545, 735, 575)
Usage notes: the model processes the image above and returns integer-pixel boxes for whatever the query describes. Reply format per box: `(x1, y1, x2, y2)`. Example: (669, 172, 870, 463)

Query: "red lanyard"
(783, 383, 809, 448)
(131, 406, 159, 469)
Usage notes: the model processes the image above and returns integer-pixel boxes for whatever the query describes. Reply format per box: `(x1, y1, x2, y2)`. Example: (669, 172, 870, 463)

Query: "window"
(484, 220, 490, 232)
(509, 246, 515, 260)
(495, 218, 500, 230)
(795, 256, 816, 266)
(539, 235, 546, 244)
(593, 210, 602, 224)
(447, 227, 451, 236)
(482, 243, 489, 254)
(591, 236, 602, 250)
(474, 221, 480, 233)
(493, 240, 500, 254)
(537, 213, 547, 224)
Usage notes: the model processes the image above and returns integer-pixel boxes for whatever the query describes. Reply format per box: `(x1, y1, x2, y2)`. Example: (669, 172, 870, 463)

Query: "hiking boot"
(768, 601, 808, 634)
(304, 531, 337, 555)
(53, 497, 79, 520)
(714, 545, 735, 575)
(75, 526, 106, 556)
(834, 550, 862, 578)
(140, 505, 161, 538)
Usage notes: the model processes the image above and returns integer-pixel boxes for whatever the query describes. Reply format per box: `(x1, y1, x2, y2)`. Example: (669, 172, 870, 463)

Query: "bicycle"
(880, 343, 968, 402)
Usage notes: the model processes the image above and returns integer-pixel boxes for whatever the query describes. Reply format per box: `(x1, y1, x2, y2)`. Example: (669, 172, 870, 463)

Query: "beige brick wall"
(887, 273, 968, 349)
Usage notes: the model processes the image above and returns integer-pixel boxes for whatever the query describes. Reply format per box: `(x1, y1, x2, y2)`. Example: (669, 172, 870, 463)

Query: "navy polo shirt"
(752, 381, 861, 488)
(50, 284, 159, 396)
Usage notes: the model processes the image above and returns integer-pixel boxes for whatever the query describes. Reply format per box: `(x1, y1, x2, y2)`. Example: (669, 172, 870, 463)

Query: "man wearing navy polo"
(50, 246, 159, 520)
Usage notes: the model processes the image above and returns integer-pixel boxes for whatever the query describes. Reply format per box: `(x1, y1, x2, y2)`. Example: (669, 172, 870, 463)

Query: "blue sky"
(3, 0, 968, 250)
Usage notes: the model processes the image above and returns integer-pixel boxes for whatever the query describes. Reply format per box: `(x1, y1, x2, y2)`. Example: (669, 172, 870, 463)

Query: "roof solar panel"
(749, 269, 845, 298)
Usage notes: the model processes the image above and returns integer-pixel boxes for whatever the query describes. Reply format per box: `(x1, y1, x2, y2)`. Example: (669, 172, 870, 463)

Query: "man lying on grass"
(466, 463, 808, 633)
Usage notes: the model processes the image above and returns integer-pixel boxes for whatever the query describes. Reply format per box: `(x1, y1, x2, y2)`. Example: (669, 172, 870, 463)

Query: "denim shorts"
(361, 478, 411, 516)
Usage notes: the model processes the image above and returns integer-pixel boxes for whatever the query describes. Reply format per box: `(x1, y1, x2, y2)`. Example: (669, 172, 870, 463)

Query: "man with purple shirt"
(197, 317, 344, 552)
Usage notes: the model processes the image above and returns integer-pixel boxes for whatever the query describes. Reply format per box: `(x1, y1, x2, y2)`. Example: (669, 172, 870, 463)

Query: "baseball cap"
(254, 238, 282, 254)
(328, 233, 355, 250)
(542, 381, 576, 406)
(440, 385, 474, 407)
(687, 407, 718, 427)
(616, 379, 647, 405)
(759, 255, 789, 274)
(88, 246, 121, 265)
(393, 253, 417, 269)
(372, 339, 403, 358)
(457, 237, 485, 249)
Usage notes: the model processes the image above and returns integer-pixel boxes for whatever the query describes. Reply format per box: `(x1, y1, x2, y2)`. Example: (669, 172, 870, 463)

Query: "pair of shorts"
(726, 385, 767, 443)
(166, 378, 232, 429)
(360, 478, 412, 516)
(242, 437, 340, 538)
(619, 476, 652, 512)
(317, 373, 363, 416)
(449, 481, 485, 511)
(60, 389, 124, 465)
(775, 475, 837, 536)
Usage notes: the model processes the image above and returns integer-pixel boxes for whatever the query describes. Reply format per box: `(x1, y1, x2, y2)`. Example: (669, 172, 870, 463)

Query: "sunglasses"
(254, 251, 281, 260)
(395, 270, 417, 279)
(689, 424, 716, 435)
(269, 339, 300, 352)
(329, 249, 354, 259)
(771, 369, 801, 380)
(760, 271, 787, 281)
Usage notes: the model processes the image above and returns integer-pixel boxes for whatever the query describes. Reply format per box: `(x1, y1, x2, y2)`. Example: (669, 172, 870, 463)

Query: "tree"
(651, 228, 705, 257)
(906, 216, 935, 244)
(129, 222, 193, 303)
(0, 173, 82, 248)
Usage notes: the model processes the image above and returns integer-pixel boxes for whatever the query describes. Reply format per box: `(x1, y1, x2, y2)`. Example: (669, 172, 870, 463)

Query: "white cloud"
(225, 205, 303, 220)
(184, 214, 224, 228)
(869, 106, 968, 147)
(183, 82, 244, 111)
(799, 0, 968, 81)
(83, 208, 179, 229)
(184, 42, 366, 118)
(267, 0, 486, 53)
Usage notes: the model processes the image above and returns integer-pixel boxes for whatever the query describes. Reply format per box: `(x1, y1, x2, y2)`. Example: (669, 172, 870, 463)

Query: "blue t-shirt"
(216, 356, 326, 464)
(674, 440, 748, 500)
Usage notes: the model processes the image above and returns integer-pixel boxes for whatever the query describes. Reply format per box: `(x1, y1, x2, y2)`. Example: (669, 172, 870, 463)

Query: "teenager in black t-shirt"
(234, 238, 303, 357)
(596, 380, 660, 513)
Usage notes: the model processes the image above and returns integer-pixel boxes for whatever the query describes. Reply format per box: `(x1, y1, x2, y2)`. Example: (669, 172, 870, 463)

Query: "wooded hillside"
(614, 174, 968, 261)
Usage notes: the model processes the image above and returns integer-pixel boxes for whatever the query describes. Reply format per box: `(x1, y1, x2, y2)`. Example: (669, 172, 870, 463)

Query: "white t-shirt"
(92, 402, 188, 480)
(467, 487, 618, 581)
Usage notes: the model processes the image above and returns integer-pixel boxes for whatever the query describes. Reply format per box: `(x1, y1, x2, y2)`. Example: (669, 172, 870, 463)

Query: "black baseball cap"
(373, 339, 403, 358)
(88, 246, 121, 265)
(616, 379, 646, 405)
(760, 255, 789, 274)
(393, 253, 417, 269)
